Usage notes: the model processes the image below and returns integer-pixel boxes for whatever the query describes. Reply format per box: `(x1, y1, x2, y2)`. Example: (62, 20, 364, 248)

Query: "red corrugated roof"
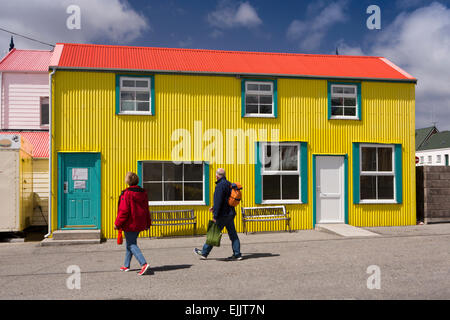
(0, 49, 52, 72)
(52, 43, 416, 82)
(0, 131, 49, 158)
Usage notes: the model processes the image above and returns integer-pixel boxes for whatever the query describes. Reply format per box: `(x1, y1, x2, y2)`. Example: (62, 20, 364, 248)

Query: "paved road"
(0, 224, 449, 300)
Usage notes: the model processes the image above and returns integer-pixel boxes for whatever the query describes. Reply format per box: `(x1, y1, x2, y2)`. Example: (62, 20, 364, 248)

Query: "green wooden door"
(58, 153, 101, 229)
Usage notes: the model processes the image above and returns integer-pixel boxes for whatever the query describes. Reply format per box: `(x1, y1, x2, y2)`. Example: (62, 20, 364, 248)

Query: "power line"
(0, 26, 55, 48)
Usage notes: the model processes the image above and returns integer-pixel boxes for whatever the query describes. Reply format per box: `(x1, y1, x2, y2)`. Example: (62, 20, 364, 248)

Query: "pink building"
(0, 49, 52, 227)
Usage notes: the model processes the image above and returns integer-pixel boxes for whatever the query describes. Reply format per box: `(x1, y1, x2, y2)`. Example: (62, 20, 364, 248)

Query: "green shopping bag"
(206, 220, 222, 247)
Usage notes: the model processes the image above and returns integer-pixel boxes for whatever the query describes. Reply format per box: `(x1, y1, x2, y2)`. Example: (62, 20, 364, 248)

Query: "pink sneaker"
(138, 263, 150, 275)
(120, 266, 130, 272)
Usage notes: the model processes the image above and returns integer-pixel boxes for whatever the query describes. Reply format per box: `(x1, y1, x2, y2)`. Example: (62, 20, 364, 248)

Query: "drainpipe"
(0, 72, 2, 129)
(44, 67, 56, 238)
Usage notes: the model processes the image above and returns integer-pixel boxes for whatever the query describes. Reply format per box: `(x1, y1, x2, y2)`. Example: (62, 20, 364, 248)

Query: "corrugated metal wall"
(31, 158, 49, 226)
(51, 71, 416, 238)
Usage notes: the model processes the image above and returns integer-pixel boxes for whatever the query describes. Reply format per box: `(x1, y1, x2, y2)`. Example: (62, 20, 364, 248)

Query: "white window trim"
(359, 143, 397, 204)
(244, 81, 275, 117)
(260, 142, 302, 203)
(330, 84, 359, 120)
(142, 161, 206, 206)
(119, 76, 152, 115)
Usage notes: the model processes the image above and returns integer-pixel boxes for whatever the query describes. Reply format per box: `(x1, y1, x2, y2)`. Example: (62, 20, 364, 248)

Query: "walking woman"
(115, 172, 152, 275)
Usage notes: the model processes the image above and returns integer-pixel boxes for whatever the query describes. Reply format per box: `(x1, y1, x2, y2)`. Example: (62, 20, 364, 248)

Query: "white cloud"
(207, 1, 262, 29)
(287, 0, 348, 51)
(338, 2, 450, 130)
(0, 0, 149, 55)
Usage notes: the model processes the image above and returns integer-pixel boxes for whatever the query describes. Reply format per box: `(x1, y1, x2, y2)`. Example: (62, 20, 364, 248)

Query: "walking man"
(194, 168, 242, 260)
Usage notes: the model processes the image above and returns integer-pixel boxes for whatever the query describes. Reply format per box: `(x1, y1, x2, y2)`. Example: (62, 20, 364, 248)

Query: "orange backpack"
(228, 182, 243, 207)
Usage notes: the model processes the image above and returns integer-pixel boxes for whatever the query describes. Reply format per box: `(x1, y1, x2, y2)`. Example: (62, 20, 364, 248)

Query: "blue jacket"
(212, 177, 235, 220)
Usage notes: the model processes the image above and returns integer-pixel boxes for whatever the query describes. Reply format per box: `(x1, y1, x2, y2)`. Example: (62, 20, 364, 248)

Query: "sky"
(0, 0, 449, 130)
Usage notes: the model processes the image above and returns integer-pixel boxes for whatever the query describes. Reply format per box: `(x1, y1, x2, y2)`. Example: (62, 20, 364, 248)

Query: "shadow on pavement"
(130, 264, 193, 273)
(211, 252, 280, 261)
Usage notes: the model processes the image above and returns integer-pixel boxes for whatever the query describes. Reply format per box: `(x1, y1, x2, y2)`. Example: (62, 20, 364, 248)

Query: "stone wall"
(416, 166, 450, 223)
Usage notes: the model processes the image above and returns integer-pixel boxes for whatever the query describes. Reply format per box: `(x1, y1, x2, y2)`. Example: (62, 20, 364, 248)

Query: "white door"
(316, 156, 345, 223)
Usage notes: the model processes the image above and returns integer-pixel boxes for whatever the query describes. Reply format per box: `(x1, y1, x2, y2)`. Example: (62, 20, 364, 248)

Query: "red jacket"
(114, 186, 151, 232)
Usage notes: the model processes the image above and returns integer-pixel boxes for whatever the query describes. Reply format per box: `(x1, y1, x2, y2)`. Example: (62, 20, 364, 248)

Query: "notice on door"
(72, 168, 88, 180)
(73, 180, 86, 189)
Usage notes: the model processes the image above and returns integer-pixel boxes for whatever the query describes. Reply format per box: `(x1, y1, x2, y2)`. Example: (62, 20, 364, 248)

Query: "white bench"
(241, 206, 291, 234)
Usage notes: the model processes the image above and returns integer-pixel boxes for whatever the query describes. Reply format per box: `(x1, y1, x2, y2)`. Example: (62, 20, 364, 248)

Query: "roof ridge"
(57, 42, 382, 59)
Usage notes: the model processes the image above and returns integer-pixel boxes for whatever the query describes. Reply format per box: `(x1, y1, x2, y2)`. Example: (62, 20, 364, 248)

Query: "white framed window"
(428, 155, 432, 164)
(142, 161, 205, 205)
(360, 144, 396, 203)
(420, 156, 424, 164)
(119, 76, 152, 114)
(244, 81, 275, 117)
(261, 142, 301, 203)
(330, 84, 359, 119)
(437, 155, 441, 163)
(40, 97, 49, 126)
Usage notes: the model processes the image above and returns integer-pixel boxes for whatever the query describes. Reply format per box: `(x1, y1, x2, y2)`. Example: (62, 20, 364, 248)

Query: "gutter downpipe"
(44, 67, 56, 238)
(0, 72, 2, 129)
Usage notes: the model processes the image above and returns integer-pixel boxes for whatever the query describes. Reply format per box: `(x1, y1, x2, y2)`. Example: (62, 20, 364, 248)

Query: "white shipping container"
(0, 134, 33, 231)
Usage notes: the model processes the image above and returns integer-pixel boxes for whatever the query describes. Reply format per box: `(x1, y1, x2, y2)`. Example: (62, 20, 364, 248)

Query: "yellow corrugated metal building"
(48, 43, 416, 239)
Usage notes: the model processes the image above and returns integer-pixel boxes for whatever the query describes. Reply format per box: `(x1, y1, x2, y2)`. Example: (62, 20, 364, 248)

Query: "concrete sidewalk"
(0, 223, 449, 300)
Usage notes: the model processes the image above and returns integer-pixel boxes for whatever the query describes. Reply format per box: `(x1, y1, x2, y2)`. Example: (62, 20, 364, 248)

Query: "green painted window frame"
(242, 78, 277, 118)
(115, 74, 155, 115)
(255, 141, 307, 204)
(137, 160, 209, 206)
(327, 81, 361, 120)
(352, 142, 402, 204)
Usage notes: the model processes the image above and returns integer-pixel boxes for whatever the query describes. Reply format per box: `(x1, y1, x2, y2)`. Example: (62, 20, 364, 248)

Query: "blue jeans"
(202, 215, 241, 257)
(124, 231, 147, 267)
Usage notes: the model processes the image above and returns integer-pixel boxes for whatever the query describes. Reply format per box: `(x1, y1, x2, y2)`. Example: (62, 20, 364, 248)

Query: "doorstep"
(315, 224, 380, 237)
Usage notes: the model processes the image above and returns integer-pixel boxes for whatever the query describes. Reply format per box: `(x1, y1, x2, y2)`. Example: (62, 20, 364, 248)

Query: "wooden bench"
(149, 209, 196, 236)
(241, 206, 291, 234)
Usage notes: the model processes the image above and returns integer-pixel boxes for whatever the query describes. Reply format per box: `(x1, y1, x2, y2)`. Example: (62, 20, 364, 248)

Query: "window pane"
(184, 183, 203, 201)
(246, 104, 258, 114)
(344, 97, 356, 107)
(137, 102, 150, 112)
(360, 176, 377, 200)
(260, 95, 272, 104)
(259, 84, 272, 91)
(331, 106, 343, 116)
(184, 163, 203, 181)
(331, 97, 344, 107)
(260, 104, 272, 114)
(332, 86, 343, 94)
(121, 91, 135, 100)
(41, 98, 49, 125)
(378, 148, 392, 171)
(164, 183, 183, 201)
(378, 176, 394, 199)
(281, 145, 298, 171)
(247, 83, 258, 91)
(121, 101, 135, 111)
(143, 162, 162, 181)
(343, 86, 356, 94)
(344, 107, 356, 116)
(122, 79, 135, 87)
(246, 94, 258, 104)
(164, 163, 183, 181)
(136, 92, 150, 101)
(262, 175, 281, 200)
(264, 144, 280, 171)
(144, 182, 162, 201)
(282, 175, 299, 200)
(135, 80, 149, 88)
(361, 147, 377, 171)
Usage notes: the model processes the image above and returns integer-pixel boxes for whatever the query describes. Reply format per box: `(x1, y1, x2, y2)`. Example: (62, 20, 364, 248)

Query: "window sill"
(243, 114, 276, 118)
(117, 112, 153, 116)
(329, 116, 360, 120)
(148, 201, 206, 206)
(359, 200, 398, 204)
(261, 200, 303, 205)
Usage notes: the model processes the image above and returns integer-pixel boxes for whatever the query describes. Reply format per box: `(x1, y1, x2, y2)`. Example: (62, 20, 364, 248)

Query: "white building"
(416, 127, 450, 166)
